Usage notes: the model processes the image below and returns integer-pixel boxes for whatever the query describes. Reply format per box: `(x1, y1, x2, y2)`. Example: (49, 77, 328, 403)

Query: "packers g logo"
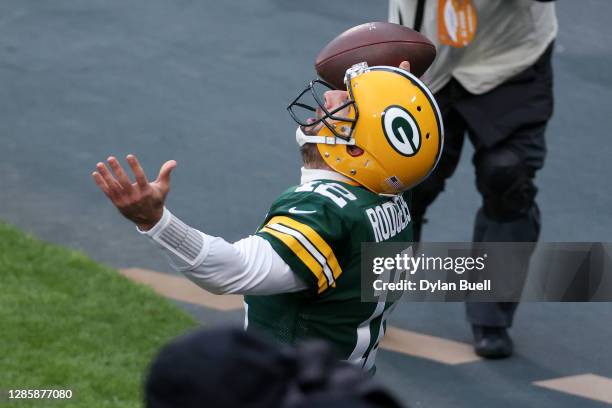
(381, 105, 421, 157)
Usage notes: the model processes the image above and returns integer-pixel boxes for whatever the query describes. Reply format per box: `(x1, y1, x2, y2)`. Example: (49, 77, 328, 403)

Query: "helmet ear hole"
(347, 145, 364, 157)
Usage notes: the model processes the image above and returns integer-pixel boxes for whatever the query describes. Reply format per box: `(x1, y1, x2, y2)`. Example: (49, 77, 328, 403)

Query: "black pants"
(412, 43, 554, 327)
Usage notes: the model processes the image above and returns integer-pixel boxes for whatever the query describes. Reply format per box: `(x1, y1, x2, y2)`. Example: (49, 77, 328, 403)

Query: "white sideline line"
(381, 326, 481, 365)
(119, 267, 481, 365)
(119, 268, 243, 311)
(534, 374, 612, 405)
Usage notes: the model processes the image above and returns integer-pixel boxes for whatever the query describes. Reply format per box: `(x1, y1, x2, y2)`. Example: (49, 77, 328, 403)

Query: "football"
(315, 22, 436, 89)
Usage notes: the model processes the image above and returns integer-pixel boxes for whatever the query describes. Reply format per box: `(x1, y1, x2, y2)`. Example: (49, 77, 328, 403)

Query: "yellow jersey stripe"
(266, 223, 335, 288)
(259, 226, 329, 293)
(267, 216, 343, 280)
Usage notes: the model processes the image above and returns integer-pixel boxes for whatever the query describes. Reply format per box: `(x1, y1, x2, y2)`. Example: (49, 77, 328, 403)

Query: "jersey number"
(296, 182, 357, 208)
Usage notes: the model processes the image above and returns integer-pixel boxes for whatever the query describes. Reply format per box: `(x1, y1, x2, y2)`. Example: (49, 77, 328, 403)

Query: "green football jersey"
(245, 178, 412, 371)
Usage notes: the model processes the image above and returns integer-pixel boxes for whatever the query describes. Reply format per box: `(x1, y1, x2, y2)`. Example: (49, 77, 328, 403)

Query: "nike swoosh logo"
(288, 207, 317, 215)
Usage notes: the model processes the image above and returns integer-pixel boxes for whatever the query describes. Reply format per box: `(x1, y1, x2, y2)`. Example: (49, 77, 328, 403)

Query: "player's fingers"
(126, 154, 149, 188)
(107, 156, 133, 191)
(156, 160, 177, 189)
(96, 162, 123, 195)
(399, 60, 411, 72)
(92, 171, 114, 198)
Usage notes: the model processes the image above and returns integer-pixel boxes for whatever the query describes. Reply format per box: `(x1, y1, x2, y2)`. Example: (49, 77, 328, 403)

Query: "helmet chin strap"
(295, 127, 355, 147)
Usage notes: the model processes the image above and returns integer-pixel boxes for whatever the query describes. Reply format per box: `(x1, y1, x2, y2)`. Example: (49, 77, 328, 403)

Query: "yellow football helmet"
(288, 62, 443, 195)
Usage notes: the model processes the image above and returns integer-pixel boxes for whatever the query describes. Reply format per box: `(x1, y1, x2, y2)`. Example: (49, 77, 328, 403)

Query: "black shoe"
(472, 325, 513, 359)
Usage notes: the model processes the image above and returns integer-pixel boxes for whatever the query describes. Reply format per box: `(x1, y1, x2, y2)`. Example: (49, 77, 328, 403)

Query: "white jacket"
(389, 0, 557, 94)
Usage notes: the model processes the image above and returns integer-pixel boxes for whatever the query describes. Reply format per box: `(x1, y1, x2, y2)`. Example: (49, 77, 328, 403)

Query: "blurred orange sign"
(438, 0, 477, 48)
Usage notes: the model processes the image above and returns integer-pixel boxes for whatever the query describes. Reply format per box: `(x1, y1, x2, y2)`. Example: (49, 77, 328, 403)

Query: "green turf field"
(0, 222, 196, 407)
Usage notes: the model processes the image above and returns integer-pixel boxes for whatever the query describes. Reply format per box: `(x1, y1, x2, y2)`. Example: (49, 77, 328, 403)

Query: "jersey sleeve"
(256, 191, 348, 294)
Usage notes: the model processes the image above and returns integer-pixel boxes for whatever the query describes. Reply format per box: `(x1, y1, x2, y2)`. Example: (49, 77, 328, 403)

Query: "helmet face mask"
(287, 79, 358, 141)
(288, 63, 444, 195)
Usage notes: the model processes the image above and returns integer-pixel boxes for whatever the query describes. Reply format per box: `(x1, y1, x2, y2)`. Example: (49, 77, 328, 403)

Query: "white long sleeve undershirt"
(139, 207, 309, 295)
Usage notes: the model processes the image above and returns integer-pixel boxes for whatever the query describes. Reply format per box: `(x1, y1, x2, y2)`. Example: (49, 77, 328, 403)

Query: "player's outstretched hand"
(92, 154, 176, 231)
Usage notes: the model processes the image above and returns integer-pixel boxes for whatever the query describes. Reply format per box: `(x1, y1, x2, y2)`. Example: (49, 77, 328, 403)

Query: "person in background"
(389, 0, 557, 358)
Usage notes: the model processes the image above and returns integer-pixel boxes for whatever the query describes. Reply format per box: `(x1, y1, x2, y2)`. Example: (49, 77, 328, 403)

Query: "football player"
(92, 61, 443, 372)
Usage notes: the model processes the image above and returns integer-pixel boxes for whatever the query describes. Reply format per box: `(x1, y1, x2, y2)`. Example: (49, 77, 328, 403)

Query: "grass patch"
(0, 222, 197, 407)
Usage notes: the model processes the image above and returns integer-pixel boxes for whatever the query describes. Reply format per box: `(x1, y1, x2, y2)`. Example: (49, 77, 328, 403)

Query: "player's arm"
(92, 155, 307, 295)
(140, 207, 307, 294)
